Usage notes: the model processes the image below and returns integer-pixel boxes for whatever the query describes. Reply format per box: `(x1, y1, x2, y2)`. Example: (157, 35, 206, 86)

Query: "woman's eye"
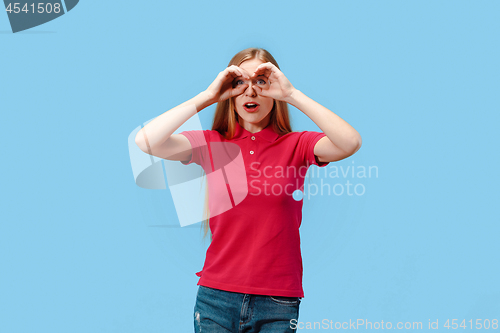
(256, 79, 266, 85)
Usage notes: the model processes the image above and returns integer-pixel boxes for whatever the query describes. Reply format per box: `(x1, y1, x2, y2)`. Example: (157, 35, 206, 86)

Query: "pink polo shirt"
(179, 120, 329, 298)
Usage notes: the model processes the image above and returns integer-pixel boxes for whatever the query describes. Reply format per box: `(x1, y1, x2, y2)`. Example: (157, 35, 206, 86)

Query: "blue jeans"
(193, 285, 301, 332)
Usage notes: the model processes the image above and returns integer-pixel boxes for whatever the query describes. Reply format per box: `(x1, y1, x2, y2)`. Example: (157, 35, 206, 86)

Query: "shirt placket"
(249, 135, 256, 155)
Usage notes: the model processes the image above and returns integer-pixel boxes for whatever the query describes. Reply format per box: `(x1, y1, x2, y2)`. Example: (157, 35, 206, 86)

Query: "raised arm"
(135, 65, 250, 161)
(286, 89, 362, 162)
(251, 62, 362, 163)
(134, 92, 210, 161)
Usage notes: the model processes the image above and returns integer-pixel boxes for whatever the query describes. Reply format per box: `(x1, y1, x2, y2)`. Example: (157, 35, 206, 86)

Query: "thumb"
(232, 84, 249, 97)
(253, 85, 269, 97)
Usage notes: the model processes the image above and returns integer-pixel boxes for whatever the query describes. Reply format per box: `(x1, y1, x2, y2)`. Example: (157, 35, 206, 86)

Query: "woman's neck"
(238, 114, 271, 133)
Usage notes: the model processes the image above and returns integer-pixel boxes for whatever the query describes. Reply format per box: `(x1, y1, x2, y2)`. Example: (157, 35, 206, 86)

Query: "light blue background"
(1, 1, 499, 332)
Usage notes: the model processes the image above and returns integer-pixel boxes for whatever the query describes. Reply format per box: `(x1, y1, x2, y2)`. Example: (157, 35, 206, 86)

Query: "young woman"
(135, 48, 362, 332)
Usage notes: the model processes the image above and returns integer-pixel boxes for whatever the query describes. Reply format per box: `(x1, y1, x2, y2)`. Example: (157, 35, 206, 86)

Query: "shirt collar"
(232, 120, 280, 143)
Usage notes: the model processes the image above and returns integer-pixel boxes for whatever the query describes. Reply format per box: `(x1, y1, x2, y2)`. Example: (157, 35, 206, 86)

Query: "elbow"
(354, 135, 362, 152)
(135, 130, 147, 153)
(347, 135, 362, 156)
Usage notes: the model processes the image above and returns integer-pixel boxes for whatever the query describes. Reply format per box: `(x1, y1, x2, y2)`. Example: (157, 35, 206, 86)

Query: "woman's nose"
(244, 82, 257, 96)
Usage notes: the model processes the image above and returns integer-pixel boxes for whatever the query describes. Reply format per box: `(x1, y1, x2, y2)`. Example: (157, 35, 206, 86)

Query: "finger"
(227, 67, 243, 79)
(230, 70, 250, 84)
(227, 85, 248, 100)
(252, 69, 272, 80)
(237, 67, 251, 79)
(252, 62, 275, 77)
(235, 81, 249, 91)
(253, 85, 271, 97)
(252, 67, 271, 78)
(232, 85, 248, 97)
(229, 65, 250, 79)
(222, 69, 246, 88)
(220, 66, 241, 80)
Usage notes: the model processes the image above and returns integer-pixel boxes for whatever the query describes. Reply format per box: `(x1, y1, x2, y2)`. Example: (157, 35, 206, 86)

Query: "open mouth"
(243, 103, 260, 112)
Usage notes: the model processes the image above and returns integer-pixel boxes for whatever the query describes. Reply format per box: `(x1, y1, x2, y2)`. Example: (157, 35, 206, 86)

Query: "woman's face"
(232, 59, 275, 129)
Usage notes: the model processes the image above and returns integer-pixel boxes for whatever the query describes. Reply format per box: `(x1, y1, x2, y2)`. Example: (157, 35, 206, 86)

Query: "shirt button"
(251, 136, 256, 140)
(250, 150, 254, 154)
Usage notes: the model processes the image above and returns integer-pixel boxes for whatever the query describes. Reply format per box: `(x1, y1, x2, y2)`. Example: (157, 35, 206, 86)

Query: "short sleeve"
(298, 131, 330, 167)
(178, 130, 211, 167)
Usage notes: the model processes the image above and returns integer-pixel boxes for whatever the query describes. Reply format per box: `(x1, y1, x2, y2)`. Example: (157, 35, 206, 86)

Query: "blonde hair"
(201, 47, 292, 243)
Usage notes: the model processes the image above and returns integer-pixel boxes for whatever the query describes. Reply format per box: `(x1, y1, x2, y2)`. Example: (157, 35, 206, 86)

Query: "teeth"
(246, 103, 257, 107)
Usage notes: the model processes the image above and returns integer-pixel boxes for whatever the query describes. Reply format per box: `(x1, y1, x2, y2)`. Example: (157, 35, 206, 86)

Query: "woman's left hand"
(251, 62, 296, 103)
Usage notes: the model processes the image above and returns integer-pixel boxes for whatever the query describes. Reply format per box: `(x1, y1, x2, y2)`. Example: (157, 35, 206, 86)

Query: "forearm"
(286, 89, 362, 153)
(135, 90, 214, 150)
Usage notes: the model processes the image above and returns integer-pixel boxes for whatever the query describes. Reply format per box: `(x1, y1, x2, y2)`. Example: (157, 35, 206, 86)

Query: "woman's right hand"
(205, 65, 250, 104)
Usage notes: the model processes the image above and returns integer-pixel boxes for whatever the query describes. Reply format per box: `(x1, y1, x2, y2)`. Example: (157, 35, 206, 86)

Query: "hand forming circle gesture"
(205, 65, 250, 103)
(250, 62, 296, 102)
